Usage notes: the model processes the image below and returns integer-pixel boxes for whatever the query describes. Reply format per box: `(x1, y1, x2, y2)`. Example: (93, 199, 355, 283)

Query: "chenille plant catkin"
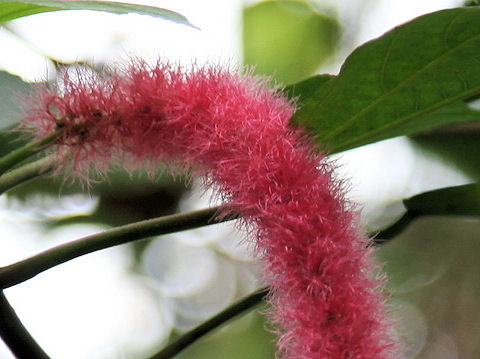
(19, 60, 400, 359)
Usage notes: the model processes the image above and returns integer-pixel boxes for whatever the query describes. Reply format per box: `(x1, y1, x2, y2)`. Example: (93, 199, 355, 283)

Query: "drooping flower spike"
(20, 60, 400, 359)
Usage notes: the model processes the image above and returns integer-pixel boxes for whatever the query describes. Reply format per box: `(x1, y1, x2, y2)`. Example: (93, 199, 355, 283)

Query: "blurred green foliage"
(243, 0, 339, 84)
(378, 217, 480, 358)
(174, 309, 275, 359)
(0, 71, 32, 130)
(6, 164, 188, 227)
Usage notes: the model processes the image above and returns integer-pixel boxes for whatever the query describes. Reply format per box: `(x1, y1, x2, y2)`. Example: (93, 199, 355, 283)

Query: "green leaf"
(376, 182, 480, 239)
(404, 183, 480, 216)
(416, 100, 480, 126)
(0, 71, 32, 130)
(283, 74, 334, 101)
(292, 7, 480, 153)
(412, 131, 480, 180)
(243, 0, 339, 84)
(464, 0, 479, 6)
(0, 0, 195, 28)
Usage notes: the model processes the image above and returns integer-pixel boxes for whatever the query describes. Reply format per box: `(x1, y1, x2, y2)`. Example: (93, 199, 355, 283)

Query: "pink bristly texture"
(20, 61, 400, 358)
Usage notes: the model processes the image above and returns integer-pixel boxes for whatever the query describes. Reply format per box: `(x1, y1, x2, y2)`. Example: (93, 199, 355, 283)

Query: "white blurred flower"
(5, 194, 99, 222)
(0, 200, 173, 359)
(142, 182, 263, 330)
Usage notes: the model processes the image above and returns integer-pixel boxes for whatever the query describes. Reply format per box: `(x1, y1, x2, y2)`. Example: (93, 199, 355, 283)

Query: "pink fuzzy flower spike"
(19, 69, 127, 179)
(19, 60, 401, 358)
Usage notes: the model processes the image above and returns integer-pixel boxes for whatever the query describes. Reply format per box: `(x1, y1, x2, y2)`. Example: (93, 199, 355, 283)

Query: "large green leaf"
(284, 74, 334, 101)
(404, 183, 480, 216)
(0, 0, 195, 28)
(416, 100, 480, 126)
(243, 0, 339, 84)
(292, 7, 480, 153)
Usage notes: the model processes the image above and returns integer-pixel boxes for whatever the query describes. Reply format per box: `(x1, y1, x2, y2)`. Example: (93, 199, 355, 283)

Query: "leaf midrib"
(331, 86, 480, 153)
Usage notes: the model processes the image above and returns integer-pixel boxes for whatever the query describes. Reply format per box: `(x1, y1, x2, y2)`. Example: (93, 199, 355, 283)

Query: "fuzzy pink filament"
(20, 61, 398, 358)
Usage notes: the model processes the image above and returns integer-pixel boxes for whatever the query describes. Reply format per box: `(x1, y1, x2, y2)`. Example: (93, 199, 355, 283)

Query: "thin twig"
(148, 287, 269, 359)
(0, 206, 237, 289)
(0, 291, 51, 359)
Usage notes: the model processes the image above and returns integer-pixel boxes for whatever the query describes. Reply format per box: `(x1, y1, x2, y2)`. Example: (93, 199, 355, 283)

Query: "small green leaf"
(0, 71, 32, 130)
(0, 0, 195, 28)
(404, 183, 480, 216)
(292, 7, 480, 152)
(412, 131, 480, 181)
(243, 0, 339, 84)
(464, 0, 479, 6)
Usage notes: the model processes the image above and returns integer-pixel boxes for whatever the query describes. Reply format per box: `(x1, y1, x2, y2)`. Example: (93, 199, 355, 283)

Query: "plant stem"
(0, 157, 53, 195)
(0, 206, 237, 289)
(148, 287, 269, 359)
(0, 291, 51, 359)
(0, 133, 58, 177)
